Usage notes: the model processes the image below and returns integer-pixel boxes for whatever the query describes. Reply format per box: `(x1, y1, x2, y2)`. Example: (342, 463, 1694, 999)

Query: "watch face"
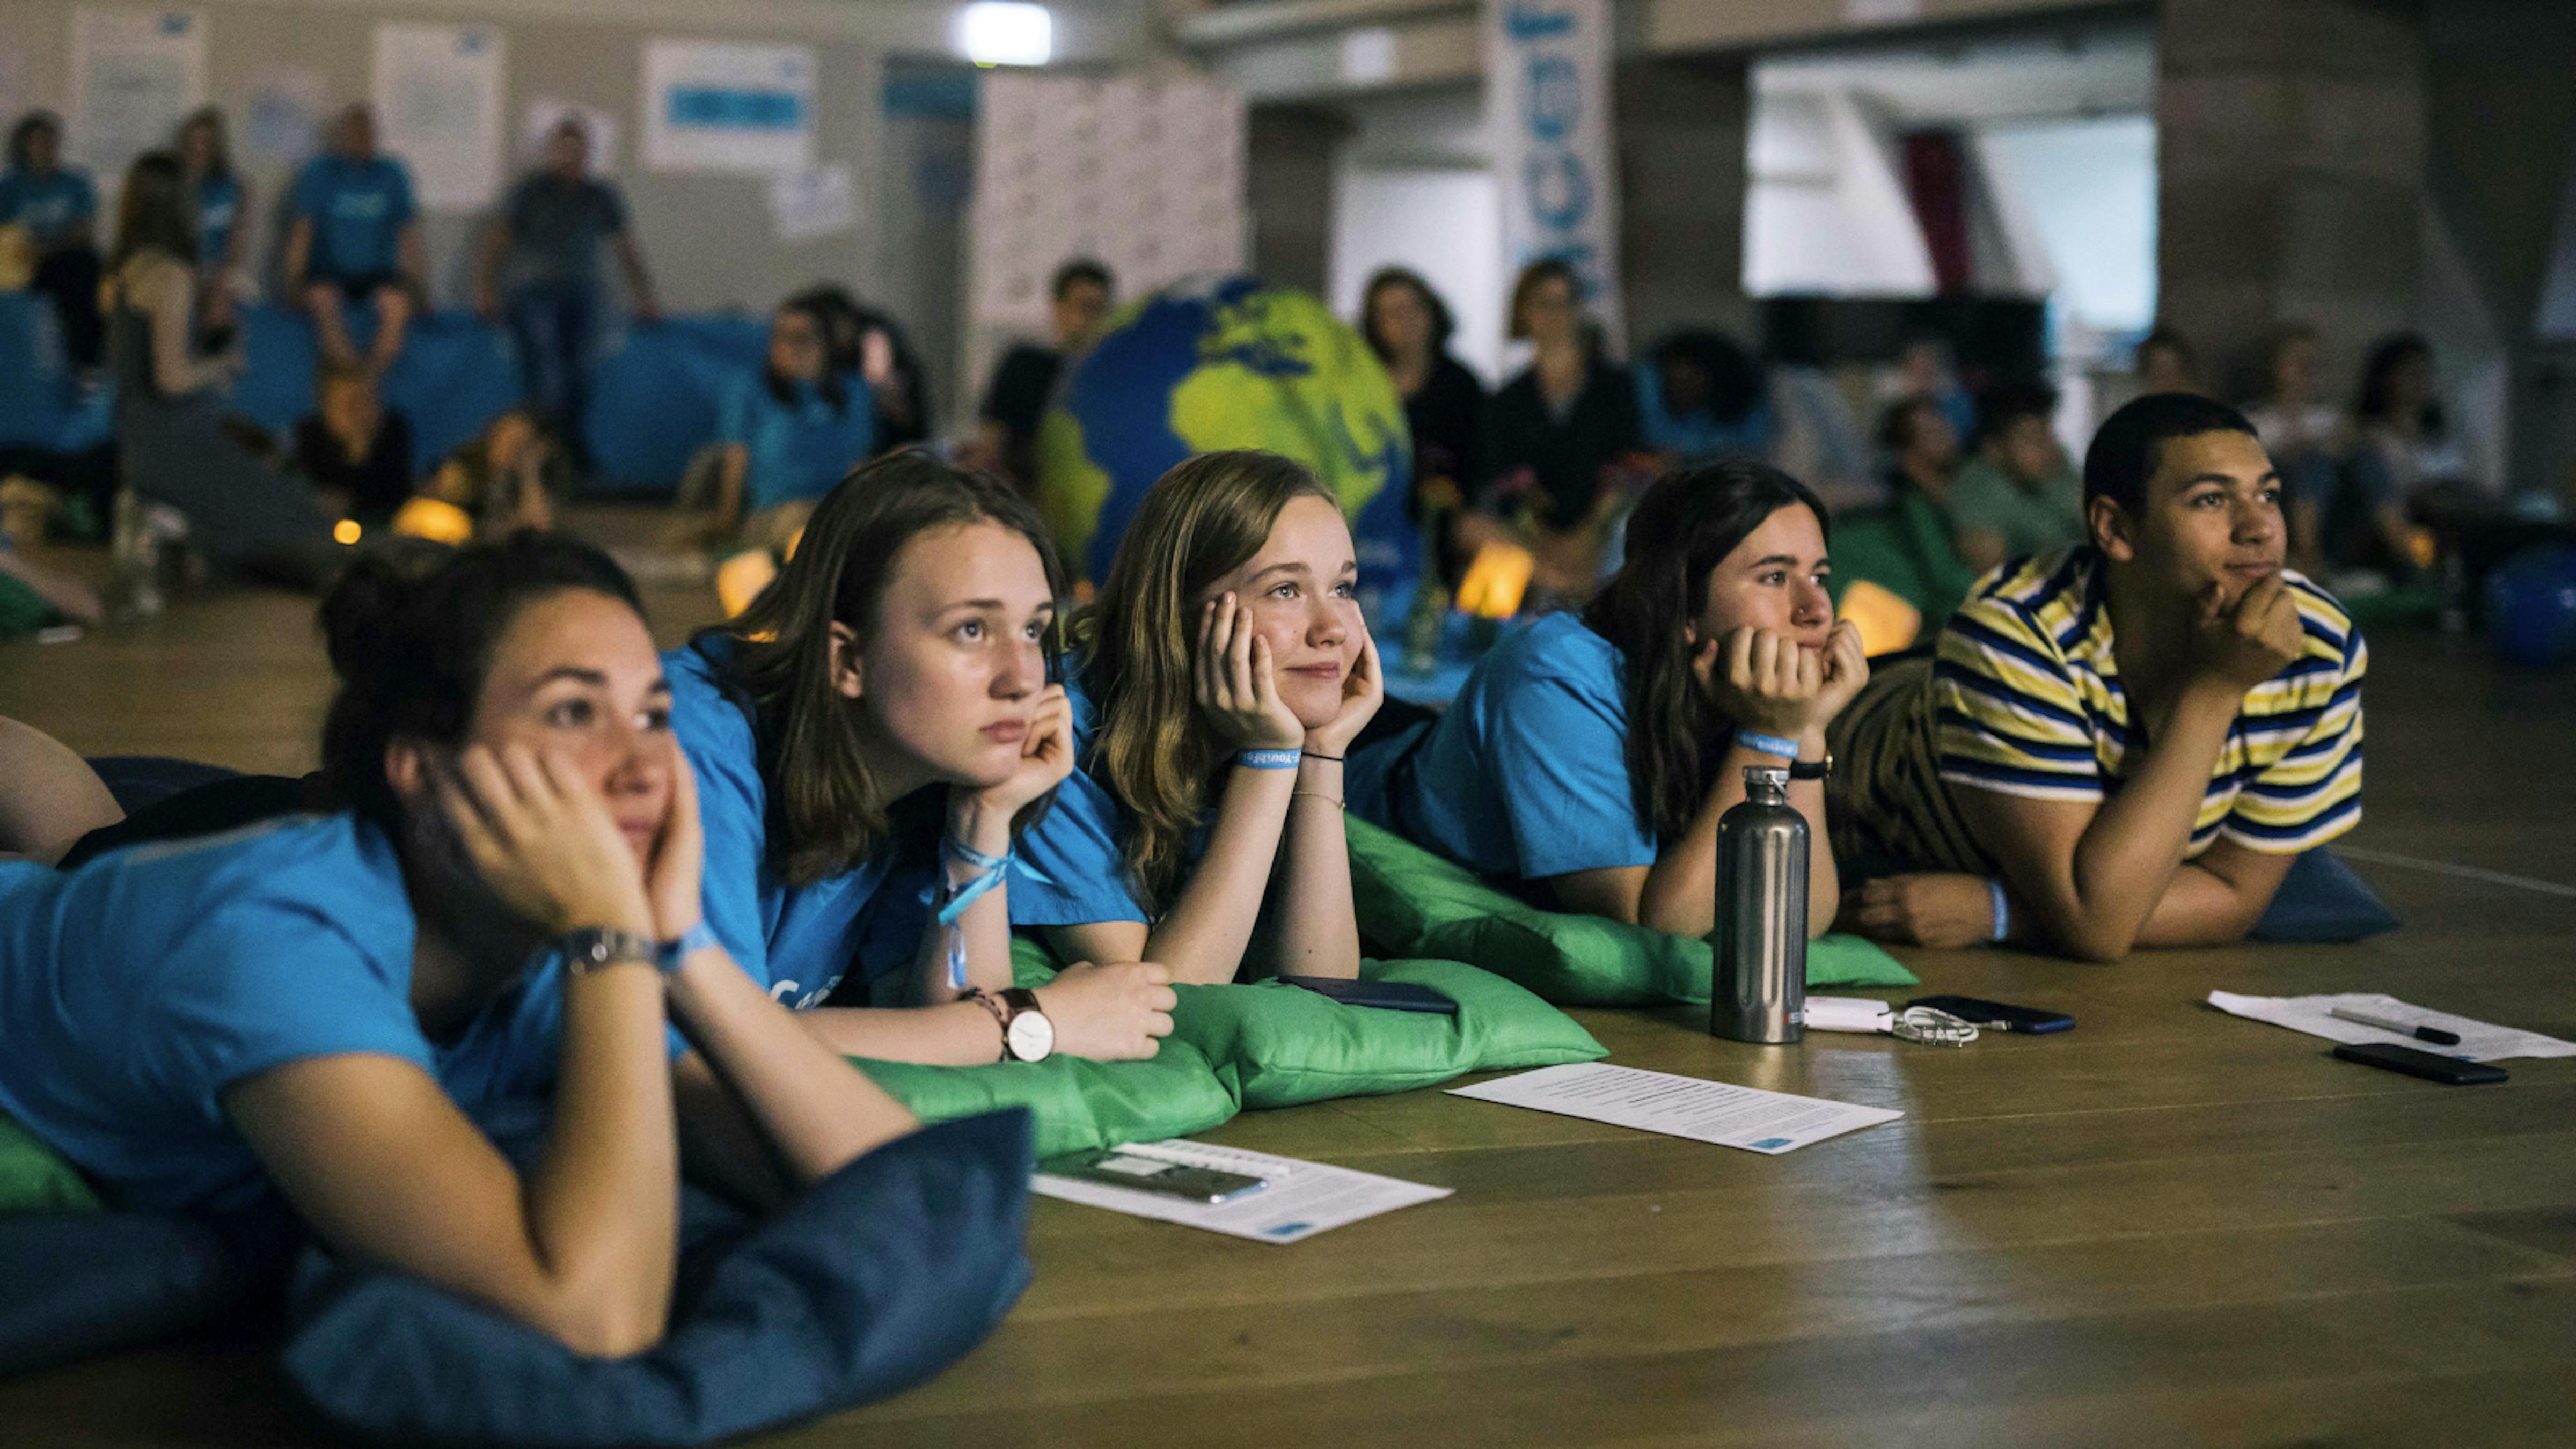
(1006, 1007, 1055, 1063)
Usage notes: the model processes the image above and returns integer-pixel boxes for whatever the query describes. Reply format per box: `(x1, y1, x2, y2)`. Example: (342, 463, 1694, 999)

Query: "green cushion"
(1346, 815, 1917, 1006)
(1166, 958, 1606, 1110)
(0, 1112, 101, 1214)
(849, 1042, 1240, 1161)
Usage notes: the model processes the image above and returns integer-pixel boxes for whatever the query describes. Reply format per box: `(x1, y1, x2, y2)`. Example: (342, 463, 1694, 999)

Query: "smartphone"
(2332, 1042, 2508, 1085)
(1906, 994, 2075, 1034)
(1276, 975, 1460, 1016)
(1038, 1149, 1270, 1204)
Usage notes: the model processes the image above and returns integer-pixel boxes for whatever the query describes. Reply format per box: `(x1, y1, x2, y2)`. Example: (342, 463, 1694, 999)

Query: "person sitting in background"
(2241, 324, 2351, 576)
(1826, 395, 1979, 638)
(2335, 333, 2480, 580)
(1012, 450, 1382, 986)
(1479, 257, 1642, 598)
(284, 105, 422, 380)
(104, 150, 339, 589)
(475, 116, 659, 466)
(175, 108, 250, 336)
(295, 363, 413, 528)
(1350, 461, 1864, 939)
(0, 112, 104, 373)
(971, 259, 1114, 491)
(2137, 327, 2204, 398)
(1635, 329, 1774, 468)
(1875, 335, 1978, 446)
(671, 296, 874, 555)
(1360, 267, 1484, 582)
(0, 537, 921, 1351)
(792, 285, 930, 456)
(1827, 394, 2364, 961)
(1950, 385, 2083, 575)
(425, 410, 560, 537)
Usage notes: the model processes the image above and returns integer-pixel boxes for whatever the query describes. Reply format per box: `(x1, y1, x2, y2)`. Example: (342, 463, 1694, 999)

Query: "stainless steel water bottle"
(1713, 765, 1806, 1043)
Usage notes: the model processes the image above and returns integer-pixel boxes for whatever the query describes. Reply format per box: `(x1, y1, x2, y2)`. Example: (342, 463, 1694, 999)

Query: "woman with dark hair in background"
(672, 295, 875, 554)
(1635, 328, 1774, 467)
(1825, 394, 1979, 633)
(174, 107, 250, 334)
(1477, 257, 1642, 597)
(0, 112, 104, 371)
(1350, 460, 1865, 939)
(1011, 450, 1383, 986)
(1362, 268, 1487, 562)
(789, 285, 932, 455)
(101, 150, 339, 590)
(0, 535, 920, 1353)
(2335, 332, 2473, 578)
(669, 449, 1175, 1063)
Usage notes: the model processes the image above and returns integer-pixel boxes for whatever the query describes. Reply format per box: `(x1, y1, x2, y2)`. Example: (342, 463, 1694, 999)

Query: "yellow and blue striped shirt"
(1829, 547, 2365, 875)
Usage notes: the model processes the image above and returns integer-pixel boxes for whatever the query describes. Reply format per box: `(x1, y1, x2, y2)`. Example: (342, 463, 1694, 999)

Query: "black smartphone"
(1906, 994, 2075, 1034)
(2332, 1042, 2508, 1085)
(1276, 975, 1459, 1016)
(1038, 1149, 1270, 1203)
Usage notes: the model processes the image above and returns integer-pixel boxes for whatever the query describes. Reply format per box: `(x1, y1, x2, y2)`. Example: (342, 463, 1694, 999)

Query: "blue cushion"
(230, 305, 525, 475)
(582, 317, 770, 493)
(2250, 848, 2401, 944)
(278, 1108, 1035, 1446)
(0, 1211, 264, 1375)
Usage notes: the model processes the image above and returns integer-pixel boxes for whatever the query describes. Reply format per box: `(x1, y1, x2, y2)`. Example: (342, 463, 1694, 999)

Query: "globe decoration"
(2483, 545, 2576, 667)
(1033, 274, 1419, 606)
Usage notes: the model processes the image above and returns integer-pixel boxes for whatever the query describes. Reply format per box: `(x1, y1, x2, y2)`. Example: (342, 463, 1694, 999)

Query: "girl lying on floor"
(0, 536, 917, 1355)
(1349, 459, 1868, 939)
(1008, 450, 1384, 985)
(669, 450, 1176, 1063)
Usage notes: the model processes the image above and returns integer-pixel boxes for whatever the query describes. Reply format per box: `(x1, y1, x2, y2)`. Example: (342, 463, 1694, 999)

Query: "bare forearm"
(1249, 758, 1360, 979)
(665, 950, 913, 1183)
(799, 1001, 1006, 1065)
(908, 795, 1017, 1002)
(1637, 733, 1836, 939)
(2057, 686, 2240, 958)
(1144, 765, 1295, 984)
(526, 967, 678, 1346)
(2132, 857, 2279, 948)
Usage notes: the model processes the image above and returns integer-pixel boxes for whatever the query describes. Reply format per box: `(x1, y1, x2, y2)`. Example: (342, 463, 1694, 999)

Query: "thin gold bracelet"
(1291, 789, 1346, 810)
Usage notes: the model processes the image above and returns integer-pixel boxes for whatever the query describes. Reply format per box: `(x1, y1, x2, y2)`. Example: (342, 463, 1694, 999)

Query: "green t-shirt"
(1950, 458, 2084, 560)
(1826, 484, 1981, 628)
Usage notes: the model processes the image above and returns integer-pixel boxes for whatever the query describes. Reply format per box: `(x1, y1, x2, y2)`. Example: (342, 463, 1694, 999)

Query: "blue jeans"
(505, 279, 603, 451)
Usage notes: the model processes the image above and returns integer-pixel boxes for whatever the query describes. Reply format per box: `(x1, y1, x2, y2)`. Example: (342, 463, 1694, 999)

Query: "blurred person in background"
(1635, 328, 1773, 468)
(1950, 385, 2084, 575)
(1876, 334, 1977, 445)
(970, 258, 1114, 490)
(0, 112, 104, 372)
(670, 295, 872, 555)
(294, 360, 414, 529)
(475, 115, 659, 467)
(1360, 267, 1484, 582)
(284, 105, 423, 382)
(1478, 257, 1641, 598)
(2240, 324, 2351, 576)
(2137, 327, 2204, 398)
(175, 108, 250, 337)
(2331, 333, 2486, 582)
(1826, 394, 1980, 634)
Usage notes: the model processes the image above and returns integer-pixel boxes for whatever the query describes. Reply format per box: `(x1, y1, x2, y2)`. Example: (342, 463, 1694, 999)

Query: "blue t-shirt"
(290, 155, 416, 280)
(667, 637, 936, 1009)
(1349, 611, 1657, 882)
(195, 173, 243, 265)
(0, 169, 98, 247)
(716, 374, 878, 513)
(0, 815, 571, 1212)
(1008, 664, 1201, 928)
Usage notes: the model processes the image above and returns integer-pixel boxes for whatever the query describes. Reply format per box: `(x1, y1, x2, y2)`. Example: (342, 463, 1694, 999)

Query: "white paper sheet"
(640, 40, 815, 175)
(1448, 1063, 1903, 1154)
(373, 23, 505, 211)
(243, 66, 326, 166)
(70, 9, 209, 179)
(768, 163, 855, 242)
(1032, 1141, 1449, 1243)
(2206, 991, 2576, 1063)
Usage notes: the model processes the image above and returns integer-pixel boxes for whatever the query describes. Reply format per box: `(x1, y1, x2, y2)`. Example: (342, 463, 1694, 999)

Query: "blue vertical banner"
(1485, 0, 1623, 349)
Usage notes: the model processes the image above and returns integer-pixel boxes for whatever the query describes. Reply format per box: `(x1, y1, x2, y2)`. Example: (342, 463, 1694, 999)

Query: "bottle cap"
(1743, 764, 1791, 790)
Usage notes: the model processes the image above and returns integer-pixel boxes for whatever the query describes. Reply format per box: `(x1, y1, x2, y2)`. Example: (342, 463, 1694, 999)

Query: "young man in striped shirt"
(1826, 393, 2366, 961)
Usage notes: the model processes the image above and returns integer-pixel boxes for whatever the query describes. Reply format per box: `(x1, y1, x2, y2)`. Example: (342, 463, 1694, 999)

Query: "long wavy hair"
(111, 151, 197, 268)
(1583, 460, 1829, 843)
(1080, 450, 1334, 910)
(714, 449, 1067, 886)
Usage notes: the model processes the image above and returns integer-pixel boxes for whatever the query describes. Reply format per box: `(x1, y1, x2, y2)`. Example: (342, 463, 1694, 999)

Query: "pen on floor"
(2327, 1005, 2463, 1047)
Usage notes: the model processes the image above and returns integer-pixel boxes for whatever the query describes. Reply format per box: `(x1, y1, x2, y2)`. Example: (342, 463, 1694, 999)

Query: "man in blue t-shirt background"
(283, 105, 423, 380)
(0, 111, 105, 371)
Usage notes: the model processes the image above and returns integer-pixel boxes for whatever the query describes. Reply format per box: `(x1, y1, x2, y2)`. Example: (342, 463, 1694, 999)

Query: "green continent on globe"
(1034, 275, 1417, 593)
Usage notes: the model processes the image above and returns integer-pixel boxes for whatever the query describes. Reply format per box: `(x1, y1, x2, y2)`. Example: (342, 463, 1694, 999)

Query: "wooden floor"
(4, 539, 2574, 1448)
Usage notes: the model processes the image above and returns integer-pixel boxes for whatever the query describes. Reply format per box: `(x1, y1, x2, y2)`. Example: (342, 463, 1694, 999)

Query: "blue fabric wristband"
(1733, 729, 1802, 760)
(936, 837, 1016, 990)
(1987, 878, 2010, 943)
(1236, 748, 1302, 770)
(656, 919, 721, 973)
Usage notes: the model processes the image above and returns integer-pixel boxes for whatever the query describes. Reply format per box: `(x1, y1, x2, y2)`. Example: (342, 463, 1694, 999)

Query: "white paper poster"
(641, 41, 815, 175)
(244, 66, 327, 167)
(1485, 0, 1623, 348)
(522, 98, 618, 176)
(769, 163, 855, 243)
(68, 9, 208, 178)
(372, 23, 505, 211)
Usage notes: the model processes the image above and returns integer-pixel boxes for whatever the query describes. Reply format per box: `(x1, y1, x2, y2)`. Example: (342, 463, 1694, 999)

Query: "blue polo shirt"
(0, 815, 572, 1212)
(666, 636, 938, 1009)
(290, 154, 416, 280)
(715, 374, 878, 514)
(1349, 611, 1657, 883)
(0, 169, 97, 247)
(195, 173, 243, 265)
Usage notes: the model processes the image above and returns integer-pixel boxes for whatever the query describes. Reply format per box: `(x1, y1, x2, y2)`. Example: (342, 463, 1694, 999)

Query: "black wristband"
(1788, 752, 1833, 781)
(1301, 750, 1344, 762)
